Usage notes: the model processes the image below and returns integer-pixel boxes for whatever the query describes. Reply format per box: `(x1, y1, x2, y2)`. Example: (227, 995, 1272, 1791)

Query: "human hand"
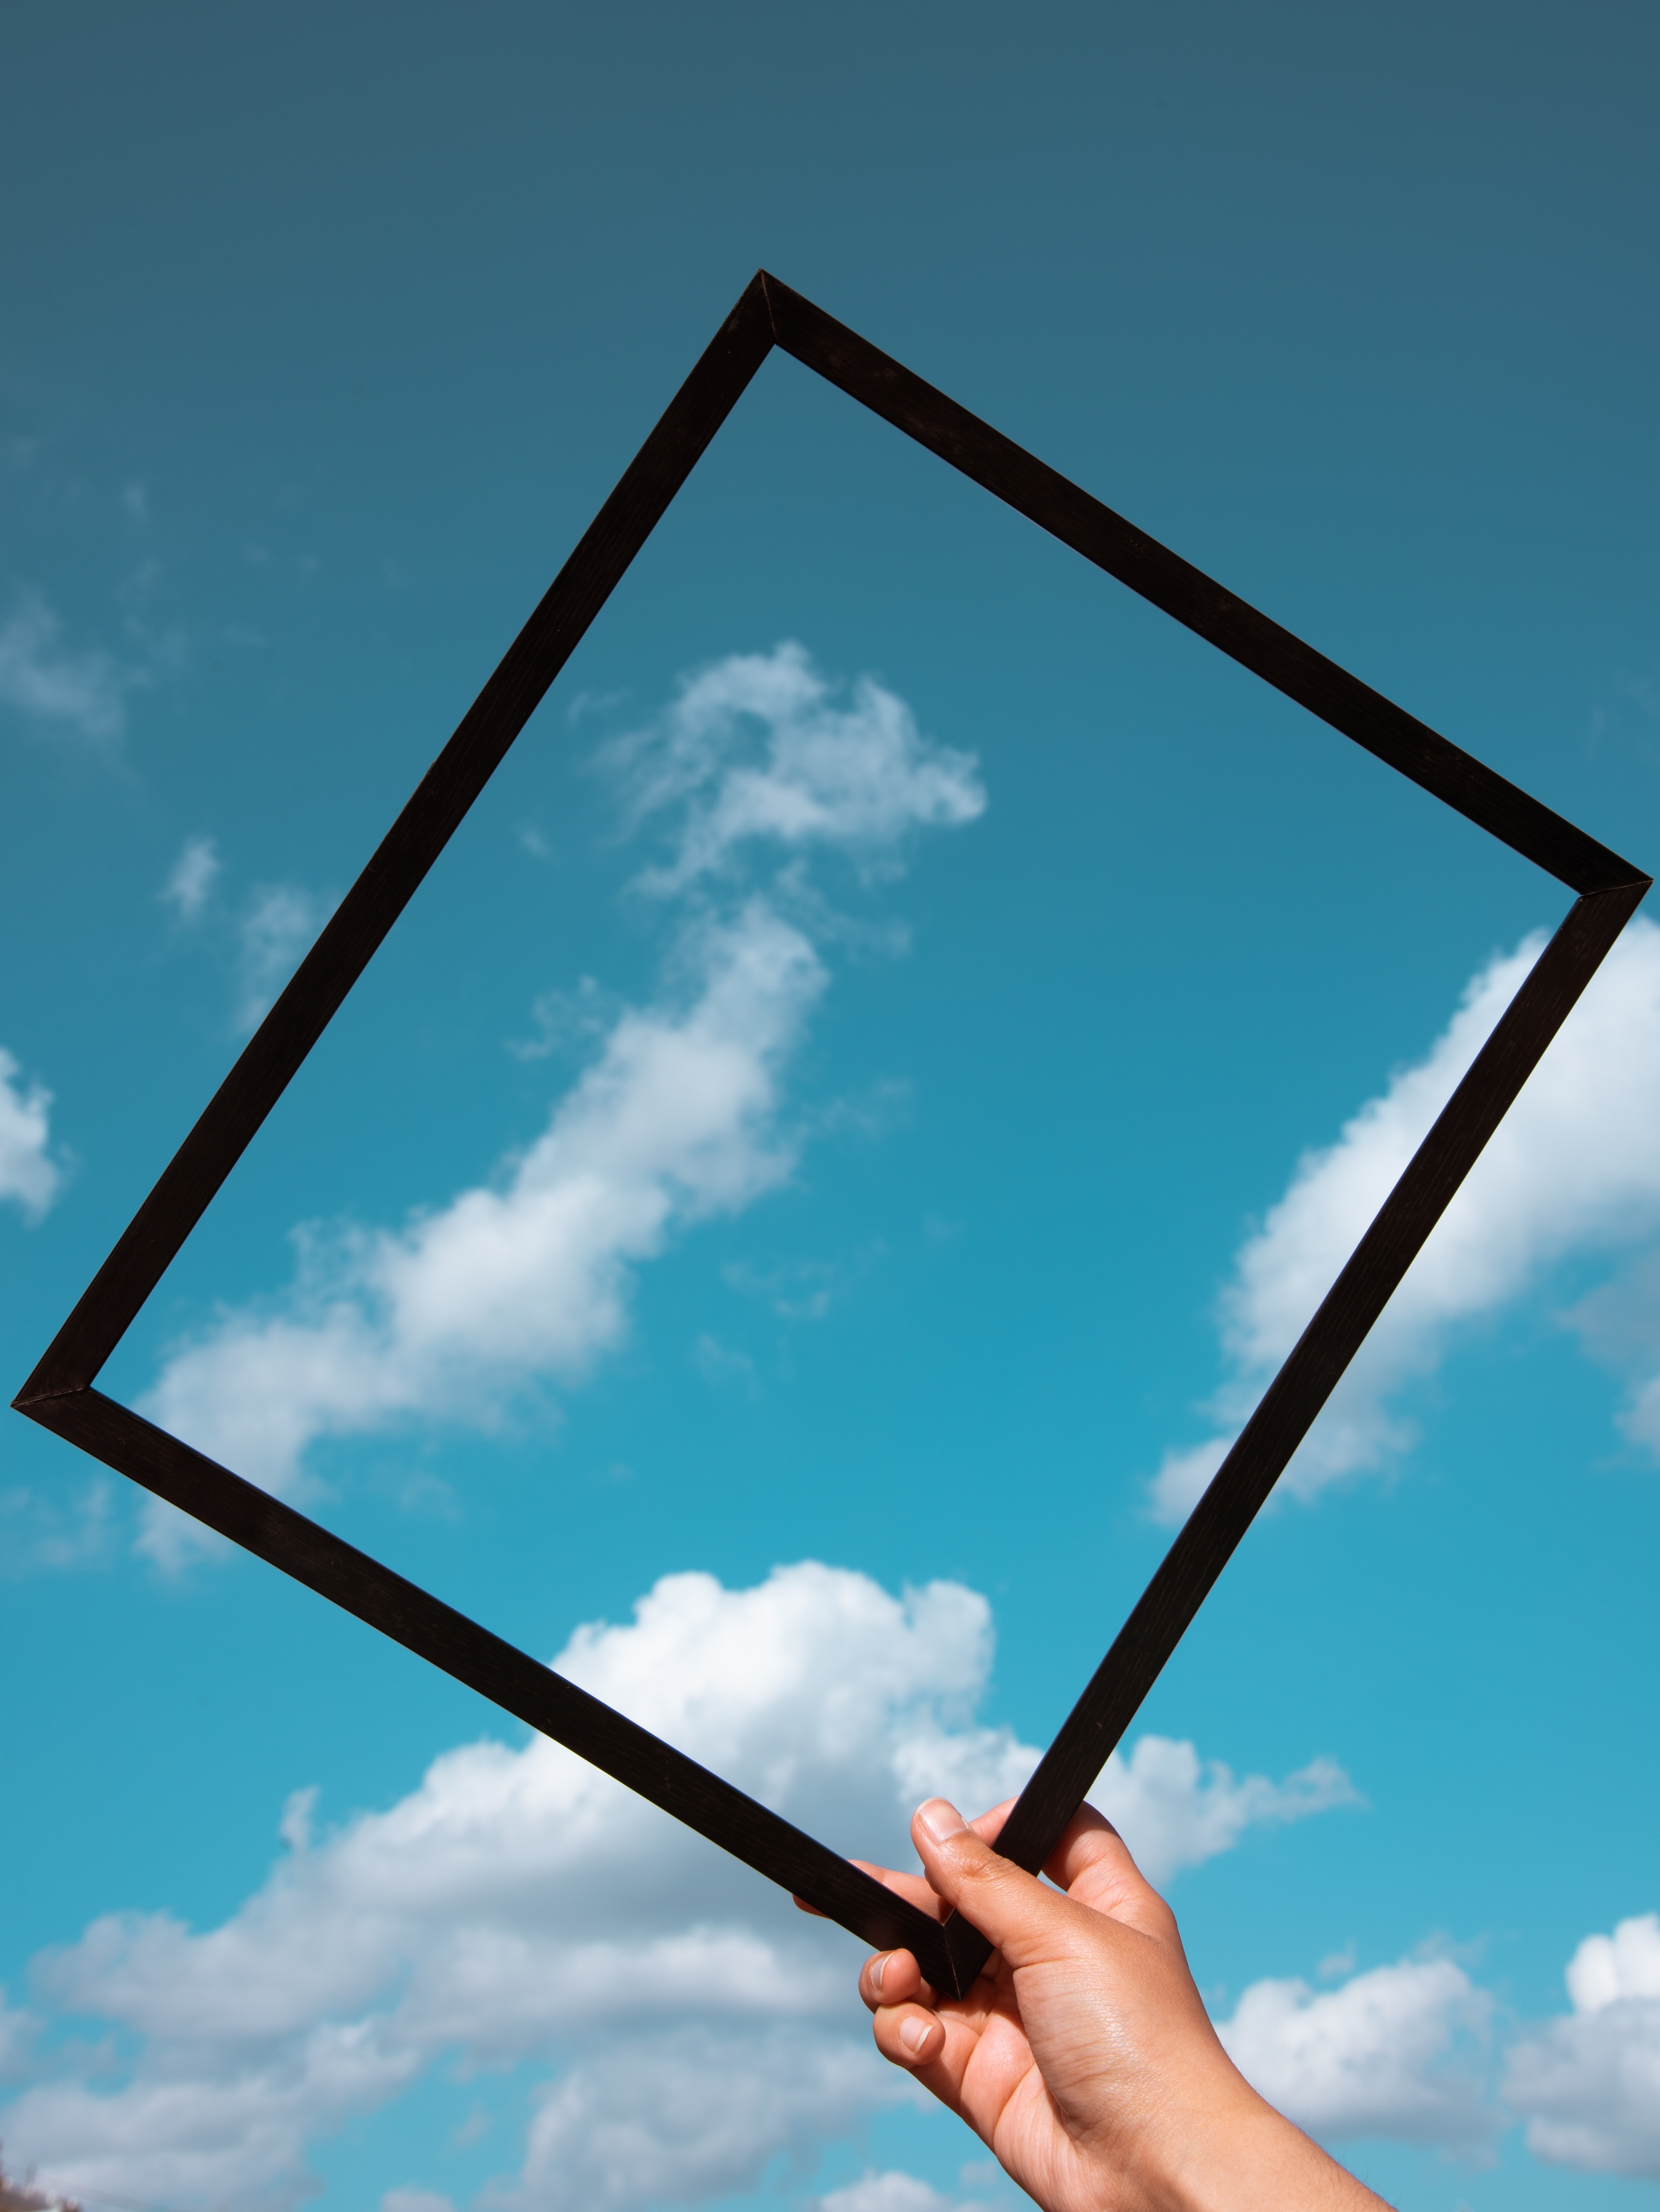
(845, 1797, 1390, 2212)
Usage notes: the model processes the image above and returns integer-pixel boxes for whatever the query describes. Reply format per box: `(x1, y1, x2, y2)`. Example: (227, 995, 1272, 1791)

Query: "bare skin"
(821, 1796, 1392, 2212)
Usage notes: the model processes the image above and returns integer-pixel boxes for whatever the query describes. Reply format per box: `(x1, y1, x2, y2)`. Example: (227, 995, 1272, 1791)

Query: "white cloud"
(1218, 1954, 1495, 2148)
(507, 974, 619, 1063)
(605, 642, 985, 893)
(139, 647, 984, 1559)
(693, 1331, 757, 1389)
(234, 881, 333, 1032)
(155, 842, 330, 1029)
(1563, 1909, 1660, 2011)
(0, 1048, 60, 1222)
(1568, 1251, 1660, 1457)
(1505, 1912, 1660, 2176)
(139, 902, 825, 1550)
(9, 2024, 421, 2212)
(1152, 916, 1660, 1520)
(160, 836, 221, 922)
(0, 1989, 40, 2078)
(1091, 1737, 1356, 1888)
(820, 2178, 945, 2212)
(1610, 1375, 1660, 1456)
(513, 2027, 885, 2212)
(1146, 1437, 1232, 1524)
(278, 1786, 319, 1854)
(0, 590, 139, 744)
(818, 2171, 992, 2212)
(1, 1562, 1351, 2212)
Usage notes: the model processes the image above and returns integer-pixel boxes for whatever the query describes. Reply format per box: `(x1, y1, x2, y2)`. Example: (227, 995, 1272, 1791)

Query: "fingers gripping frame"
(14, 273, 1649, 2001)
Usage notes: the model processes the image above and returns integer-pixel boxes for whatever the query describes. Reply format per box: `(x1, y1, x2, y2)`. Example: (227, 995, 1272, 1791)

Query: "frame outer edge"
(940, 874, 1650, 1987)
(15, 278, 778, 1410)
(16, 1385, 977, 1995)
(11, 270, 1651, 2006)
(760, 273, 1640, 898)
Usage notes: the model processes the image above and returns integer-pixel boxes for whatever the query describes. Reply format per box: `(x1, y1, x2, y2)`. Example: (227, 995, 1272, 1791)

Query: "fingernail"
(900, 2015, 934, 2058)
(870, 1953, 888, 1995)
(916, 1798, 967, 1845)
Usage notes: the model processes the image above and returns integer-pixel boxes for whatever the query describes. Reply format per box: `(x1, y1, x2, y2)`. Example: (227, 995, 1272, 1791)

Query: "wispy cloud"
(506, 975, 620, 1063)
(1150, 917, 1660, 1521)
(0, 1048, 62, 1223)
(160, 836, 222, 923)
(234, 882, 335, 1032)
(140, 901, 826, 1558)
(0, 590, 143, 745)
(722, 1248, 877, 1323)
(1565, 1251, 1660, 1459)
(0, 1561, 1350, 2212)
(0, 1480, 114, 1578)
(138, 645, 983, 1561)
(1088, 1737, 1357, 1887)
(604, 640, 985, 894)
(155, 839, 333, 1032)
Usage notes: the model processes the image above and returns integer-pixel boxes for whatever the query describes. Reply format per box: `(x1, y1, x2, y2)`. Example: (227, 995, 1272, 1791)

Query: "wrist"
(1144, 2074, 1383, 2212)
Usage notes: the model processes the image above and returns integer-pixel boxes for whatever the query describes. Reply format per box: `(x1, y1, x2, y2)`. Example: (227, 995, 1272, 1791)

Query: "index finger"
(798, 1808, 1028, 1931)
(823, 1816, 1018, 1920)
(846, 1857, 947, 1922)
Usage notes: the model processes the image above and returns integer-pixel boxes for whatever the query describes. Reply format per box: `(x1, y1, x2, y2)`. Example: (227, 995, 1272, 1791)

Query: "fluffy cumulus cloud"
(1218, 1914, 1660, 2168)
(0, 1562, 1350, 2212)
(603, 641, 985, 894)
(1219, 1954, 1495, 2150)
(1152, 916, 1660, 1520)
(0, 1047, 61, 1222)
(1505, 1911, 1660, 2177)
(515, 2028, 882, 2212)
(139, 646, 984, 1561)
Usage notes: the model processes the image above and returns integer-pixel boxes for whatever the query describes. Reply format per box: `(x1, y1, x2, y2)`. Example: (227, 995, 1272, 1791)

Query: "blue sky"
(3, 5, 1659, 2209)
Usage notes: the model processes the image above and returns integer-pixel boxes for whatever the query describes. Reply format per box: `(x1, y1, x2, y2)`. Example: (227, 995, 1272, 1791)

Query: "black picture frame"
(14, 273, 1649, 1999)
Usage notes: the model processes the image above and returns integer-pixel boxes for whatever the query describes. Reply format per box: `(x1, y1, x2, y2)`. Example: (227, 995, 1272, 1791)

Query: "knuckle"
(951, 1837, 1010, 1886)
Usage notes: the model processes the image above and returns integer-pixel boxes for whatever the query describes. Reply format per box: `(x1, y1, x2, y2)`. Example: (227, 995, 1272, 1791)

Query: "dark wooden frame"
(14, 273, 1650, 1998)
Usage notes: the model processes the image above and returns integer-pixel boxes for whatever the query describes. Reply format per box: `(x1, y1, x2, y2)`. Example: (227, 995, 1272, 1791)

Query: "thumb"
(912, 1798, 1079, 1968)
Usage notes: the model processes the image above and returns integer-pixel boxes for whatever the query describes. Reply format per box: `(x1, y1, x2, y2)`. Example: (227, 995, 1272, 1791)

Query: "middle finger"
(859, 1947, 936, 2014)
